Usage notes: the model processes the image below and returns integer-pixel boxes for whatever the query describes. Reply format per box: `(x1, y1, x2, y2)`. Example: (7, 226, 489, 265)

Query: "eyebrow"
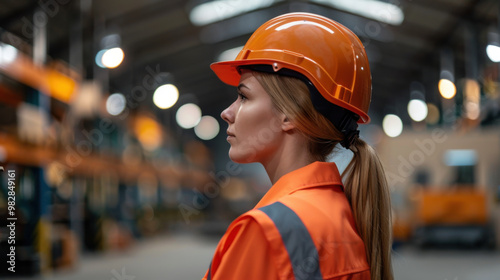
(237, 83, 249, 92)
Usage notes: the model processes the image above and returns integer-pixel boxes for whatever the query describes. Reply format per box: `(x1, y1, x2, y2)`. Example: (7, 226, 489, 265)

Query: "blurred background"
(0, 0, 499, 279)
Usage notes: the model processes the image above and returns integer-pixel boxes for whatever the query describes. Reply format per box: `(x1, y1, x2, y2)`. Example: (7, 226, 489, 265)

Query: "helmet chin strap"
(240, 64, 360, 150)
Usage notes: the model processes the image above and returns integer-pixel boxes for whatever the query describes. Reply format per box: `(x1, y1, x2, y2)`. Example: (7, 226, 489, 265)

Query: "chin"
(228, 147, 257, 164)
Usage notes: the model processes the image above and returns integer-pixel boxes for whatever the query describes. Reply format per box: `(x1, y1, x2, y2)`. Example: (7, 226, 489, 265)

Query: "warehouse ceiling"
(0, 0, 499, 127)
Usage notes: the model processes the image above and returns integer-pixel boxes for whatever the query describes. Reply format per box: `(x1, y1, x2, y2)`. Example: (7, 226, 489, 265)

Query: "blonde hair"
(254, 71, 393, 280)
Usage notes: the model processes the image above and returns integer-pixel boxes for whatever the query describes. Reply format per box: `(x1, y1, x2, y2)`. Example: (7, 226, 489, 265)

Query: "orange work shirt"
(203, 161, 370, 280)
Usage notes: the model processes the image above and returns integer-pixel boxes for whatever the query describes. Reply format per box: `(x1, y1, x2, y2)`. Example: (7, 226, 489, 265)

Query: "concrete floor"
(392, 247, 500, 280)
(6, 234, 500, 280)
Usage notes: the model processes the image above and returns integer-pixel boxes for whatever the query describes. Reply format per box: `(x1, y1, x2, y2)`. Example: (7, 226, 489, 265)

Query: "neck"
(262, 135, 314, 184)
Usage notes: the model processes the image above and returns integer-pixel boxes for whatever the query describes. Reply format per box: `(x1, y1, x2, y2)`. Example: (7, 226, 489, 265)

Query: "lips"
(226, 130, 235, 142)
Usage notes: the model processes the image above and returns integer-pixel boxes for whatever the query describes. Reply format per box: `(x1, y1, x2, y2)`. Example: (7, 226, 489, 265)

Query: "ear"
(280, 114, 295, 132)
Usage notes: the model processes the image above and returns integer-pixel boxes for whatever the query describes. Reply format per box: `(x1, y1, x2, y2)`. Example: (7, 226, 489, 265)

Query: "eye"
(238, 92, 247, 102)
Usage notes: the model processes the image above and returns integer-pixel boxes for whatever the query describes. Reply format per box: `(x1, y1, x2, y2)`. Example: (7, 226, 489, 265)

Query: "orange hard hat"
(211, 12, 372, 123)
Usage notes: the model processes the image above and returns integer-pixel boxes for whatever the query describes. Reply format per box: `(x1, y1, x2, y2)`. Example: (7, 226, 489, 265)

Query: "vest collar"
(255, 161, 344, 208)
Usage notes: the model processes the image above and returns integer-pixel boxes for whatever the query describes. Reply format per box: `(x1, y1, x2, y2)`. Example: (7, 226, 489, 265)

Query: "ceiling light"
(190, 0, 278, 26)
(217, 46, 244, 62)
(153, 84, 179, 109)
(311, 0, 404, 25)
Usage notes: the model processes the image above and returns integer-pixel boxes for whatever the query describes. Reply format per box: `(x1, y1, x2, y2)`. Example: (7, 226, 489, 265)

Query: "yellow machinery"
(411, 188, 495, 248)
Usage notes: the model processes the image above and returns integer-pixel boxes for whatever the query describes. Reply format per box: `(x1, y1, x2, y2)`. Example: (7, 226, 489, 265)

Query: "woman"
(204, 12, 392, 280)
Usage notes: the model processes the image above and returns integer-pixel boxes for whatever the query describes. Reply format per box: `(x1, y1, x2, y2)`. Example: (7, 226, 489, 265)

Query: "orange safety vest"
(203, 161, 370, 280)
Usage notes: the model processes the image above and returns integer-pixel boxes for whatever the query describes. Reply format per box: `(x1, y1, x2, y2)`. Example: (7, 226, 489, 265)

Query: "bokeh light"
(106, 93, 126, 116)
(0, 43, 18, 64)
(426, 103, 440, 125)
(382, 114, 403, 137)
(464, 79, 480, 120)
(153, 84, 179, 109)
(95, 49, 107, 68)
(134, 116, 162, 151)
(101, 47, 124, 68)
(176, 103, 202, 129)
(407, 99, 428, 122)
(486, 44, 500, 62)
(194, 116, 220, 140)
(438, 79, 456, 99)
(465, 102, 480, 120)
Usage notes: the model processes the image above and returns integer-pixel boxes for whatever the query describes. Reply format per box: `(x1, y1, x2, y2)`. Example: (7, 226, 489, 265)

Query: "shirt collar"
(255, 161, 344, 208)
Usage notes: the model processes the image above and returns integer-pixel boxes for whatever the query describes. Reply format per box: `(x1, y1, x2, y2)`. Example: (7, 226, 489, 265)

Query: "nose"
(221, 101, 236, 124)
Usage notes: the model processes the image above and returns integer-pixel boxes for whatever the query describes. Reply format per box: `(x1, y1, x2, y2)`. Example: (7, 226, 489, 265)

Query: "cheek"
(235, 115, 282, 156)
(230, 99, 283, 162)
(250, 113, 282, 143)
(237, 103, 277, 133)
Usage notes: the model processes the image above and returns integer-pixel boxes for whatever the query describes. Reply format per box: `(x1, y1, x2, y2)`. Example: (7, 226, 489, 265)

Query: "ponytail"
(343, 138, 393, 280)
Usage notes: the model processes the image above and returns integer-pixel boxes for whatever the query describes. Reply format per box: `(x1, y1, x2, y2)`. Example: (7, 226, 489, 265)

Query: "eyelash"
(238, 92, 247, 101)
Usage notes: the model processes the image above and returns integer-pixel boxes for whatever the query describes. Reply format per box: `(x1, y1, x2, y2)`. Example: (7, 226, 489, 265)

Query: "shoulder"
(208, 210, 282, 279)
(220, 211, 265, 247)
(225, 203, 309, 261)
(223, 206, 279, 245)
(216, 208, 276, 254)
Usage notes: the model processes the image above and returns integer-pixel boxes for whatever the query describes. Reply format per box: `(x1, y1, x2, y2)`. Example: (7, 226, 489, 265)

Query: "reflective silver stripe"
(259, 202, 323, 280)
(207, 261, 212, 280)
